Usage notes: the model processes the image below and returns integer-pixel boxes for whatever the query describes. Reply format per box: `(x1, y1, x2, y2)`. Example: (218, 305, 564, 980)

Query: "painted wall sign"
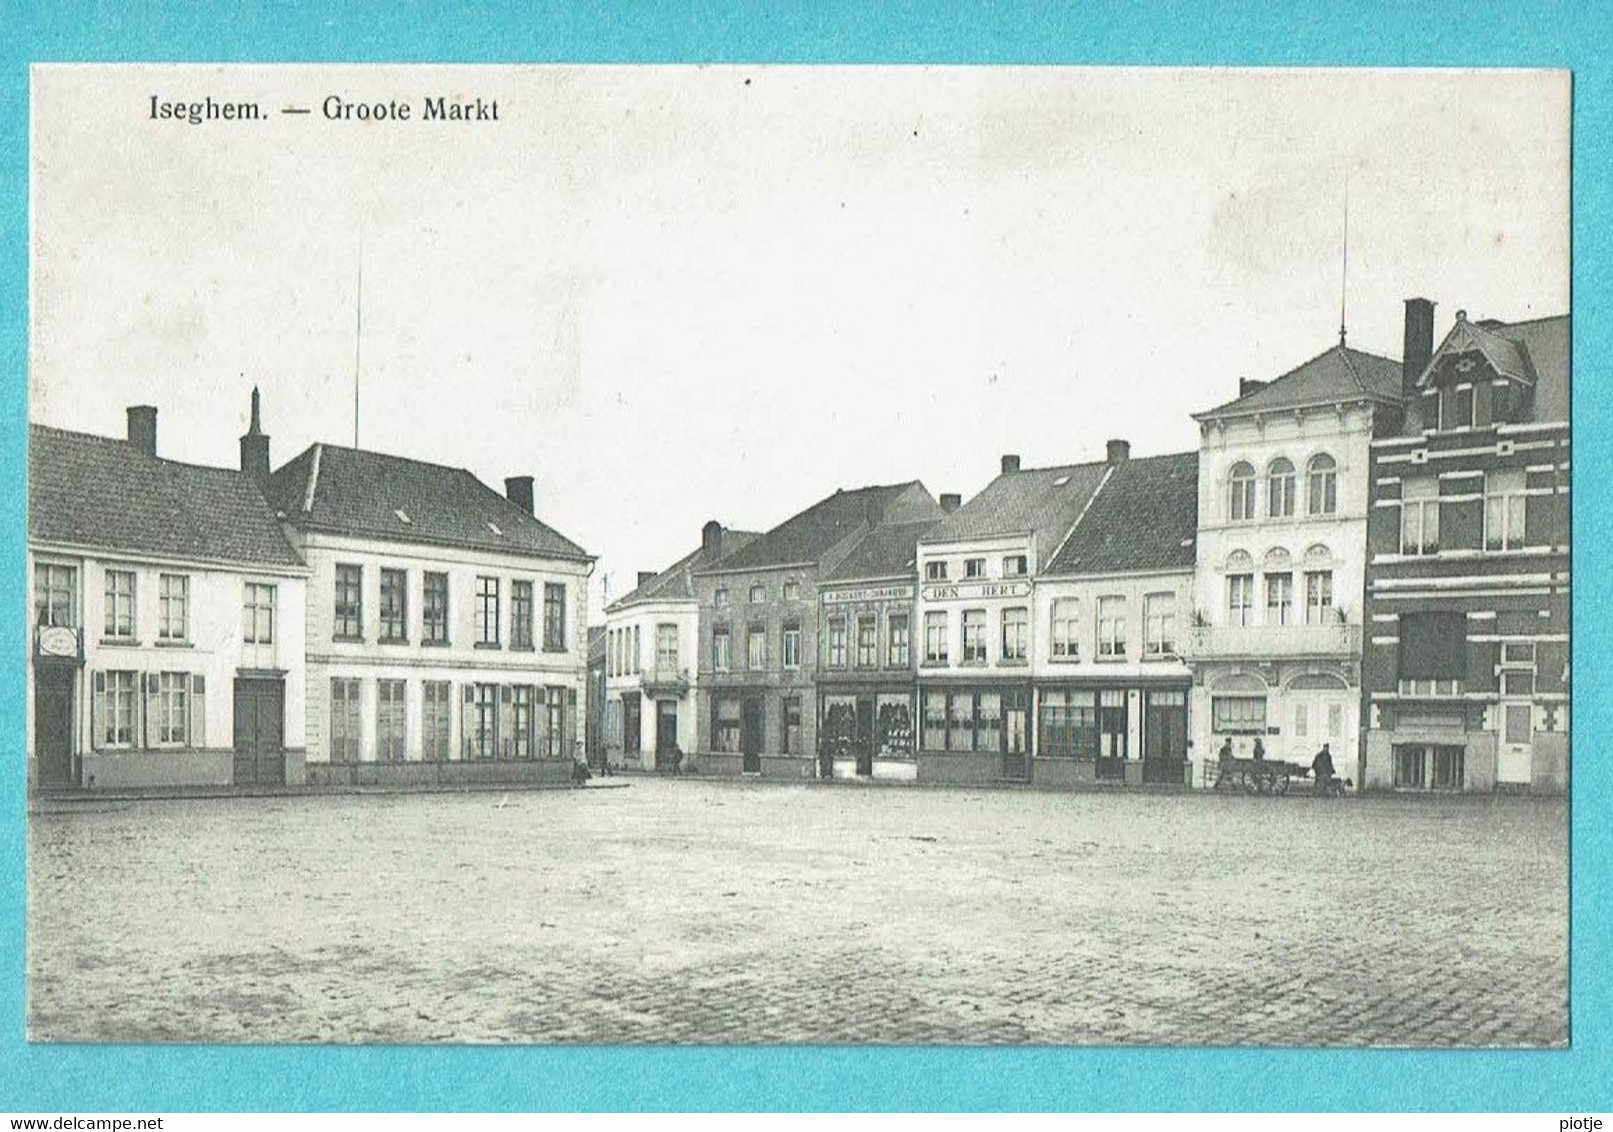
(922, 580, 1033, 602)
(823, 584, 915, 605)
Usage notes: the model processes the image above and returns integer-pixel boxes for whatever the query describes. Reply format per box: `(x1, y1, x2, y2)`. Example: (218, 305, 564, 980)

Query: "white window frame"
(243, 582, 276, 644)
(1051, 598, 1080, 660)
(1097, 595, 1127, 658)
(1484, 470, 1527, 553)
(105, 569, 137, 641)
(1142, 592, 1175, 657)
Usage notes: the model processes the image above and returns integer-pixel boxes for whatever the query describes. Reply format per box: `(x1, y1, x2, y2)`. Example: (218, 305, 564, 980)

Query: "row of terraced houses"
(27, 297, 1569, 796)
(602, 298, 1570, 794)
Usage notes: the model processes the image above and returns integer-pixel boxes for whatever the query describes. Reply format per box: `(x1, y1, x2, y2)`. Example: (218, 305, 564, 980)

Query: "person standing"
(1311, 742, 1336, 795)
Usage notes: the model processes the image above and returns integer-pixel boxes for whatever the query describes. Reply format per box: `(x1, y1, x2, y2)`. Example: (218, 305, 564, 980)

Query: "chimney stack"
(1001, 454, 1021, 475)
(239, 387, 271, 487)
(702, 520, 724, 553)
(939, 492, 962, 514)
(1238, 377, 1268, 398)
(126, 405, 157, 457)
(504, 475, 535, 515)
(1106, 439, 1130, 465)
(1402, 297, 1436, 403)
(637, 571, 656, 588)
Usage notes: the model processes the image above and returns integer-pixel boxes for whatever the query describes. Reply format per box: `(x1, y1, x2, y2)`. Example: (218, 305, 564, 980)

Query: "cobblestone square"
(28, 780, 1568, 1045)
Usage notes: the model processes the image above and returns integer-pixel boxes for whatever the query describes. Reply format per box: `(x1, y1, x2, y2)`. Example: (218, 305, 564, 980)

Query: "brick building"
(1362, 304, 1570, 793)
(693, 482, 943, 776)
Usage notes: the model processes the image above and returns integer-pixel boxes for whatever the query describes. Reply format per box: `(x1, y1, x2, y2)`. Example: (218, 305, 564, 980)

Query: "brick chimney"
(702, 520, 724, 553)
(1238, 377, 1268, 398)
(1402, 297, 1436, 401)
(1001, 454, 1021, 474)
(637, 570, 656, 588)
(126, 405, 157, 457)
(504, 475, 535, 515)
(1106, 439, 1130, 465)
(239, 387, 271, 487)
(939, 492, 962, 513)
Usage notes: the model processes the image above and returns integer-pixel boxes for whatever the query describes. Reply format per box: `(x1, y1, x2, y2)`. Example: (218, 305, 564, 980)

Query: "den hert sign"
(822, 584, 915, 605)
(922, 580, 1033, 602)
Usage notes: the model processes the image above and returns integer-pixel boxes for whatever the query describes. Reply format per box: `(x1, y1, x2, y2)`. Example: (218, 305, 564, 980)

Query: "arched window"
(1307, 454, 1338, 515)
(1228, 462, 1256, 521)
(1267, 458, 1296, 518)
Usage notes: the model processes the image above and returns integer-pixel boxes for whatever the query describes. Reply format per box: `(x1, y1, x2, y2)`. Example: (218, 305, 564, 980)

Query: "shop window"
(1395, 744, 1465, 790)
(876, 695, 914, 756)
(1039, 689, 1097, 758)
(922, 690, 948, 750)
(1212, 695, 1266, 734)
(783, 695, 801, 755)
(1144, 690, 1187, 760)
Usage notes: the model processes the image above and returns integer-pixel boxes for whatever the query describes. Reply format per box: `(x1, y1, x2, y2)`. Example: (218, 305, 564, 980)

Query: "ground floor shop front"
(604, 686, 696, 772)
(696, 683, 816, 778)
(1363, 694, 1568, 795)
(818, 682, 918, 781)
(1188, 660, 1359, 789)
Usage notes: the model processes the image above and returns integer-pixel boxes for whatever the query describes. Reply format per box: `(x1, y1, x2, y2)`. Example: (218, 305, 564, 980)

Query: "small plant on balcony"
(1192, 608, 1211, 628)
(1333, 603, 1349, 624)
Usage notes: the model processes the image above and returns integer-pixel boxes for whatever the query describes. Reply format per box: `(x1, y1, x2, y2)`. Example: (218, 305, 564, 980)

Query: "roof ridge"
(1335, 344, 1370, 395)
(29, 423, 258, 478)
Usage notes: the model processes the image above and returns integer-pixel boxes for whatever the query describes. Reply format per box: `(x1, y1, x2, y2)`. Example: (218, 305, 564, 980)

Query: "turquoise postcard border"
(2, 0, 1607, 1113)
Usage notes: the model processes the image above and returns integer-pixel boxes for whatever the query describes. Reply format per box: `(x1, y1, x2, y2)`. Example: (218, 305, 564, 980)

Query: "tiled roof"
(1472, 314, 1570, 421)
(921, 460, 1111, 570)
(29, 424, 305, 568)
(267, 443, 590, 560)
(588, 625, 606, 665)
(606, 529, 761, 610)
(701, 482, 941, 573)
(1044, 452, 1199, 576)
(825, 518, 945, 582)
(1195, 344, 1403, 419)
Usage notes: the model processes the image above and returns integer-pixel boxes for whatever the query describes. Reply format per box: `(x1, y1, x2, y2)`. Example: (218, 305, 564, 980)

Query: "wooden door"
(233, 677, 286, 786)
(741, 697, 763, 773)
(34, 667, 74, 787)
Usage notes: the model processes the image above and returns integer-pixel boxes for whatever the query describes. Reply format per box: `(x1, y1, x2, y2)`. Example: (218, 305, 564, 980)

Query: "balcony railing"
(640, 664, 691, 692)
(1179, 622, 1361, 661)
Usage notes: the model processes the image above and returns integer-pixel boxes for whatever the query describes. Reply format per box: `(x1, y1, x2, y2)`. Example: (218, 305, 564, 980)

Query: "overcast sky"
(30, 65, 1569, 616)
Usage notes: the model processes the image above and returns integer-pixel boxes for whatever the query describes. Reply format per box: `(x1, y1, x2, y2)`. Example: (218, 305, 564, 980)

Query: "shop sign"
(922, 580, 1033, 602)
(36, 625, 81, 660)
(823, 584, 914, 605)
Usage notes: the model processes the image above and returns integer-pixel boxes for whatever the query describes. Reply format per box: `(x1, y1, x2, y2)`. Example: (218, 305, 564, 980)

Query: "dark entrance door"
(1002, 688, 1031, 781)
(854, 698, 875, 777)
(623, 693, 642, 765)
(655, 700, 678, 768)
(233, 676, 286, 786)
(34, 666, 75, 787)
(741, 696, 763, 773)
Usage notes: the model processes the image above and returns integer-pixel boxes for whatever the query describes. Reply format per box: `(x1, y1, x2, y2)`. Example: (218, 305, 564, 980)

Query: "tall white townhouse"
(1183, 327, 1410, 783)
(258, 395, 595, 785)
(28, 406, 310, 790)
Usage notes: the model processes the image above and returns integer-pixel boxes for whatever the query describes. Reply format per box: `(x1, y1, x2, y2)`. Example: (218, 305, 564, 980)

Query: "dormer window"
(487, 521, 504, 537)
(1439, 385, 1475, 430)
(394, 509, 412, 524)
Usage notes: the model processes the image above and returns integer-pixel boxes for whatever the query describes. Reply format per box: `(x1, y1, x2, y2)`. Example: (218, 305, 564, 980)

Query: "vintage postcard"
(26, 64, 1569, 1046)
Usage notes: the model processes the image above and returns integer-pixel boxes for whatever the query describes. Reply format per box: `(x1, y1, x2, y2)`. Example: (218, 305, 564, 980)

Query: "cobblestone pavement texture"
(29, 780, 1567, 1046)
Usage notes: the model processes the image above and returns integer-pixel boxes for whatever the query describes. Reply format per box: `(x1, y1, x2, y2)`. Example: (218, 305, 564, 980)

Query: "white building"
(28, 405, 309, 789)
(263, 399, 594, 785)
(1030, 450, 1199, 787)
(602, 521, 756, 771)
(1182, 338, 1405, 784)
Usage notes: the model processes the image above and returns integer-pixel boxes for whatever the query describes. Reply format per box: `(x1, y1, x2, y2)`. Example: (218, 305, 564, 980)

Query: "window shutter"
(499, 687, 514, 760)
(190, 674, 206, 749)
(533, 688, 550, 756)
(90, 671, 106, 751)
(143, 671, 158, 747)
(563, 687, 577, 760)
(462, 684, 474, 759)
